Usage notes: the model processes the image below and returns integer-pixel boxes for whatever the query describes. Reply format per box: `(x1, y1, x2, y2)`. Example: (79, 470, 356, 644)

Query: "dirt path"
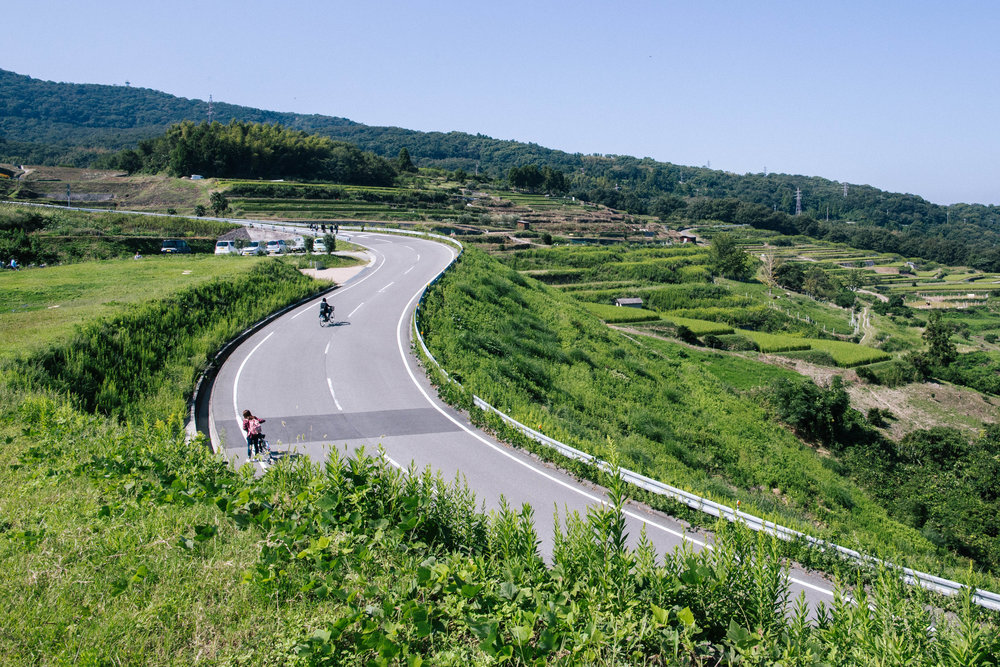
(300, 264, 367, 284)
(856, 288, 888, 303)
(858, 306, 875, 346)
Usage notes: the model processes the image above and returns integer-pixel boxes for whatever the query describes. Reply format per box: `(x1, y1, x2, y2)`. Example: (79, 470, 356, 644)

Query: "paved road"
(208, 231, 838, 609)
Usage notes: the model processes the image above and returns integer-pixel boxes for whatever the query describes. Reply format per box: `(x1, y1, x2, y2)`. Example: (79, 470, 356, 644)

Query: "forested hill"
(2, 68, 999, 249)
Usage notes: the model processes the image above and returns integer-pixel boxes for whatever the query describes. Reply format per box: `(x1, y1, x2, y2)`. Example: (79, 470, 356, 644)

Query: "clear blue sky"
(7, 1, 1000, 205)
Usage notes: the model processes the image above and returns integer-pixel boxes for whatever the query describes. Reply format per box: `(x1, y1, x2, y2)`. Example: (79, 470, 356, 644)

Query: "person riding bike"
(319, 297, 333, 324)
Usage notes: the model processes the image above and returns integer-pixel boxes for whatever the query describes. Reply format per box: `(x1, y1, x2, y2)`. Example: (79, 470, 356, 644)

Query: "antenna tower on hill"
(843, 183, 849, 197)
(208, 95, 214, 124)
(795, 188, 802, 215)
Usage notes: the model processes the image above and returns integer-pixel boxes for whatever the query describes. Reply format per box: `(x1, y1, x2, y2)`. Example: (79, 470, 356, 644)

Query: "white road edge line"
(394, 280, 701, 547)
(789, 576, 836, 596)
(394, 238, 835, 600)
(233, 331, 275, 427)
(324, 341, 331, 355)
(289, 249, 387, 319)
(327, 377, 343, 411)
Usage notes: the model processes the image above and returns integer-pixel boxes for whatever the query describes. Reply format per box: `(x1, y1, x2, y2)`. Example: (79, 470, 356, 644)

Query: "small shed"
(614, 297, 644, 308)
(516, 220, 531, 230)
(679, 234, 697, 244)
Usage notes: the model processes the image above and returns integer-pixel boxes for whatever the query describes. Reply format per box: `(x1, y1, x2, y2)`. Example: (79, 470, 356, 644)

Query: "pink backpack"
(248, 417, 262, 436)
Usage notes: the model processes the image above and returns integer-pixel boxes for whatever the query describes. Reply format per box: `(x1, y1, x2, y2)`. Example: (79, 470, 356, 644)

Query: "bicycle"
(254, 437, 271, 460)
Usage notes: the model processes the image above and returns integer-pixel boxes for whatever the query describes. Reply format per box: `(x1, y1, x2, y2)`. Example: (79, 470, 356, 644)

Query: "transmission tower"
(843, 183, 848, 197)
(795, 188, 802, 216)
(208, 95, 214, 124)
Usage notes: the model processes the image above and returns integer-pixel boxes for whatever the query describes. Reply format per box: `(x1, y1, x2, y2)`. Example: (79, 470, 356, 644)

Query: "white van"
(214, 240, 238, 255)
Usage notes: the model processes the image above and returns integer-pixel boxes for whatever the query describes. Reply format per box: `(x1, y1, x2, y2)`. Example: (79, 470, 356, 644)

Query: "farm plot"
(581, 303, 662, 323)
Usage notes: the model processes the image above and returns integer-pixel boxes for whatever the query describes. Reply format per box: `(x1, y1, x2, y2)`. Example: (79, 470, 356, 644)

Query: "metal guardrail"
(407, 236, 1000, 612)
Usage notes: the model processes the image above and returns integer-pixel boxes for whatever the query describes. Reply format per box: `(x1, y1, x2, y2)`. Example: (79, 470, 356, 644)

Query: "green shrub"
(856, 359, 922, 387)
(769, 376, 864, 446)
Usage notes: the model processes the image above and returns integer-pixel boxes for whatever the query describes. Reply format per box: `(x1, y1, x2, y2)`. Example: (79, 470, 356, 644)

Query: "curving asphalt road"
(208, 231, 839, 610)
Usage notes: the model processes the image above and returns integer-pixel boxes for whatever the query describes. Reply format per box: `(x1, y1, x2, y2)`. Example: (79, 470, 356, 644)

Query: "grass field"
(657, 315, 736, 335)
(1, 256, 274, 359)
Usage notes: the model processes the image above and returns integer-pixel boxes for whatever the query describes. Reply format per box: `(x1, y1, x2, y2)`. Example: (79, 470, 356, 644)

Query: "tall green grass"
(581, 302, 661, 323)
(3, 394, 997, 664)
(420, 248, 962, 574)
(1, 244, 997, 662)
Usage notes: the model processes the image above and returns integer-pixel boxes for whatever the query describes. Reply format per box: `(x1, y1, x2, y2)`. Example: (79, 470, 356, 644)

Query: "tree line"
(4, 67, 999, 268)
(101, 120, 397, 186)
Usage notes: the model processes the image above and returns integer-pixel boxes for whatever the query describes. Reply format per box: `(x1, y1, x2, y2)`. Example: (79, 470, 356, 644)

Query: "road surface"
(208, 231, 838, 609)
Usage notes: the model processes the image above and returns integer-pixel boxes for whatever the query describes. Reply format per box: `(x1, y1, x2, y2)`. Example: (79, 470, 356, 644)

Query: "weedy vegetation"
(1, 224, 999, 662)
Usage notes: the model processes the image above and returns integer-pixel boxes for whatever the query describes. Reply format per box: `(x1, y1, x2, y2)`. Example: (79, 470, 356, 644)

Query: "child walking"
(241, 409, 266, 459)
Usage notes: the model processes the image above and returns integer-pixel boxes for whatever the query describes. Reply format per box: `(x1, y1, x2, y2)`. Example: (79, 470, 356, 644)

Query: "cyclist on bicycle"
(319, 297, 333, 324)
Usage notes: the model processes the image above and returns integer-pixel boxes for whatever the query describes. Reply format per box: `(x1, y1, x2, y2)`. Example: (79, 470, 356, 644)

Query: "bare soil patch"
(735, 353, 996, 441)
(300, 265, 366, 285)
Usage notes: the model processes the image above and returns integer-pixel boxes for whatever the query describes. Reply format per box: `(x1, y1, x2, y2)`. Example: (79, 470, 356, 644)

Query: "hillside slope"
(3, 67, 999, 271)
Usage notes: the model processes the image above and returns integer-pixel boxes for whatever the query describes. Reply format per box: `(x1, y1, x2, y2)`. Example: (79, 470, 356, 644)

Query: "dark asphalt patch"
(222, 407, 462, 449)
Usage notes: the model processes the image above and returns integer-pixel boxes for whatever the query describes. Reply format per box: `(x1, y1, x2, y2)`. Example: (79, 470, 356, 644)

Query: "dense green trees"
(209, 191, 229, 216)
(396, 147, 416, 172)
(105, 120, 397, 185)
(507, 163, 568, 193)
(922, 311, 958, 367)
(709, 233, 753, 280)
(770, 376, 859, 445)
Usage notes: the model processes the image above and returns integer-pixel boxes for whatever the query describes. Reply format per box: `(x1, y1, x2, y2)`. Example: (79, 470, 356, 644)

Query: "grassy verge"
(419, 247, 995, 584)
(1, 246, 997, 662)
(3, 395, 998, 664)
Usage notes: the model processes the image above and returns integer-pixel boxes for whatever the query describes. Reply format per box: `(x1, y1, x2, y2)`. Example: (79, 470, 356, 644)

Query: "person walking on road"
(242, 409, 266, 458)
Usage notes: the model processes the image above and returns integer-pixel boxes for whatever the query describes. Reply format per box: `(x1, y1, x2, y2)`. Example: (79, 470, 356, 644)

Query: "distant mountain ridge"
(2, 67, 999, 271)
(0, 68, 563, 174)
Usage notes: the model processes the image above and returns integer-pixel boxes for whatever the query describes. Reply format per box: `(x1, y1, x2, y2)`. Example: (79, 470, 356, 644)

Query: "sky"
(6, 1, 1000, 206)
